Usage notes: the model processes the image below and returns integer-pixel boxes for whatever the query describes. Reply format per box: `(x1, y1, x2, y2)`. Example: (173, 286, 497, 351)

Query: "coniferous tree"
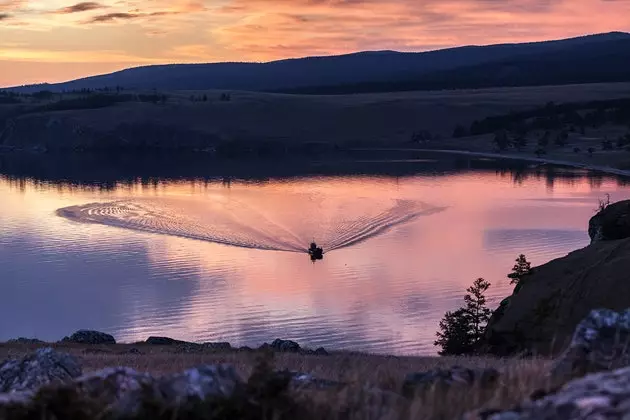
(435, 278, 491, 356)
(508, 254, 532, 285)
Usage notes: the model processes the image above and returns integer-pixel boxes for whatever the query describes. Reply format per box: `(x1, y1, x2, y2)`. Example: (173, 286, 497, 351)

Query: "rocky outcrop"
(483, 236, 630, 356)
(61, 330, 116, 345)
(551, 308, 630, 383)
(0, 348, 82, 393)
(402, 366, 499, 397)
(471, 366, 630, 420)
(589, 200, 630, 243)
(270, 339, 301, 353)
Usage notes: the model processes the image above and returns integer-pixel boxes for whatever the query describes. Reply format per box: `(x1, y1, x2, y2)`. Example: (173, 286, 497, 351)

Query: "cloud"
(0, 0, 24, 12)
(87, 12, 139, 23)
(55, 2, 106, 14)
(0, 12, 10, 20)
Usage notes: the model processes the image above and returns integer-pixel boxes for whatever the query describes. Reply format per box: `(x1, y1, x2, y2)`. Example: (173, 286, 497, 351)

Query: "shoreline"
(355, 147, 630, 177)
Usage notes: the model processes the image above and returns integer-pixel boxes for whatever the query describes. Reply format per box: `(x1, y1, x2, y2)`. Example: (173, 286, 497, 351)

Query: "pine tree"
(508, 254, 532, 285)
(435, 278, 491, 356)
(434, 308, 474, 356)
(464, 278, 492, 343)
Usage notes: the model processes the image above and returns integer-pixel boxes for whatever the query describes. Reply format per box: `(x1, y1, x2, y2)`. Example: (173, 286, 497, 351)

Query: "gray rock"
(314, 347, 329, 356)
(471, 366, 630, 420)
(286, 371, 343, 390)
(61, 330, 116, 345)
(588, 199, 630, 243)
(0, 364, 243, 418)
(270, 339, 301, 353)
(158, 364, 242, 404)
(145, 336, 186, 346)
(402, 366, 499, 397)
(203, 342, 232, 351)
(551, 308, 630, 383)
(6, 338, 45, 345)
(0, 347, 82, 393)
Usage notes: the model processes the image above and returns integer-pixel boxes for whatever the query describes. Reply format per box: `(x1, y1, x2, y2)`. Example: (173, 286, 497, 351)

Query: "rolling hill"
(5, 32, 630, 94)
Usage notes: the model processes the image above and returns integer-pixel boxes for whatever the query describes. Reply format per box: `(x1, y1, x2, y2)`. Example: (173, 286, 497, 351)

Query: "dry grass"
(0, 343, 552, 419)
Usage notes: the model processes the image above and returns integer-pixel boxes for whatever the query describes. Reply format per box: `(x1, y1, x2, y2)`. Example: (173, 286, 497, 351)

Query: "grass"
(0, 343, 552, 419)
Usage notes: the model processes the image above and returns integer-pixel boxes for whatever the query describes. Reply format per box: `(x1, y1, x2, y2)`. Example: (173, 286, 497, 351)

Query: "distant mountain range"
(7, 32, 630, 95)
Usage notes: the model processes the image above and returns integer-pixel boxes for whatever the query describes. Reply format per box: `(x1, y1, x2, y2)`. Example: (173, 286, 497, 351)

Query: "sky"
(0, 0, 629, 87)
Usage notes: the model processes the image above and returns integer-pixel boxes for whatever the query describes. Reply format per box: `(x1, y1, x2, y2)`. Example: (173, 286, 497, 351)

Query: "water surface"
(1, 157, 628, 354)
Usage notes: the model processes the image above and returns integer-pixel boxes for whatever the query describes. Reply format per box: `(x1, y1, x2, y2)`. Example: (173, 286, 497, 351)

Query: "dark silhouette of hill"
(5, 32, 630, 93)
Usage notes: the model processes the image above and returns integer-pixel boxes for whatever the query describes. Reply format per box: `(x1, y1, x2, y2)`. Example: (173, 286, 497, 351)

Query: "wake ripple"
(57, 196, 444, 253)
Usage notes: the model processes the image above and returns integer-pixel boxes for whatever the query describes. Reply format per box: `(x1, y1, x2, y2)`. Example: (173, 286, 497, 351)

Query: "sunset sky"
(1, 0, 629, 87)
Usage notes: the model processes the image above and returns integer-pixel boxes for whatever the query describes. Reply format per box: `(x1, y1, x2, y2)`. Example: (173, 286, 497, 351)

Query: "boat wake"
(57, 194, 444, 253)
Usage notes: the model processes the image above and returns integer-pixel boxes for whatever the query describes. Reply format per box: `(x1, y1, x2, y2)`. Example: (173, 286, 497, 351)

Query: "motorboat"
(308, 242, 324, 261)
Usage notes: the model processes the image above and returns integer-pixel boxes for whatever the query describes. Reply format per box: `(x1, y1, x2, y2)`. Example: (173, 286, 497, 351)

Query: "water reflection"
(1, 156, 629, 355)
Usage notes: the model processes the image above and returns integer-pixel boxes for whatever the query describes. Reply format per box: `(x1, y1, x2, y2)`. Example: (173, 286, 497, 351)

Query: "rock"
(471, 366, 630, 420)
(203, 342, 232, 351)
(589, 199, 630, 243)
(0, 364, 243, 418)
(314, 347, 329, 356)
(158, 364, 242, 403)
(70, 367, 157, 416)
(0, 347, 82, 393)
(483, 236, 630, 356)
(286, 371, 343, 390)
(402, 366, 499, 397)
(6, 338, 45, 345)
(61, 330, 116, 345)
(238, 346, 254, 352)
(145, 336, 187, 346)
(270, 339, 301, 353)
(551, 308, 630, 383)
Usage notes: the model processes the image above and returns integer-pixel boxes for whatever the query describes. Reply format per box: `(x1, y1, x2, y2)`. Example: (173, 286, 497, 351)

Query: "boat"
(308, 242, 324, 261)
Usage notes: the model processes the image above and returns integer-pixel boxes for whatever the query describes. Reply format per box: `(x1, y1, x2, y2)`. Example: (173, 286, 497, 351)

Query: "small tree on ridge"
(508, 254, 532, 285)
(435, 278, 492, 356)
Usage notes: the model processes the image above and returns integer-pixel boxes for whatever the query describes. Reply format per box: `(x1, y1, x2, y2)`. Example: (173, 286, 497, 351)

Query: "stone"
(314, 347, 329, 356)
(203, 342, 232, 351)
(402, 366, 499, 397)
(270, 339, 301, 353)
(589, 199, 630, 243)
(286, 371, 343, 390)
(6, 338, 45, 345)
(470, 366, 630, 419)
(0, 364, 243, 418)
(145, 336, 186, 346)
(551, 308, 630, 383)
(0, 348, 82, 393)
(61, 330, 116, 345)
(158, 364, 242, 404)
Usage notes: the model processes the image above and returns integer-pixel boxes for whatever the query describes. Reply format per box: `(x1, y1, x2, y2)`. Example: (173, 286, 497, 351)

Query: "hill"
(5, 32, 630, 94)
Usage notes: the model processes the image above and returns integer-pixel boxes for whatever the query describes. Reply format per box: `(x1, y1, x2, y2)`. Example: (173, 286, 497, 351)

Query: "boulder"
(0, 348, 82, 393)
(551, 308, 630, 383)
(0, 364, 243, 418)
(6, 338, 45, 345)
(145, 336, 187, 346)
(286, 371, 343, 390)
(483, 237, 630, 356)
(314, 347, 329, 356)
(61, 330, 116, 345)
(203, 342, 232, 351)
(469, 366, 630, 420)
(270, 339, 301, 353)
(402, 366, 499, 397)
(589, 199, 630, 243)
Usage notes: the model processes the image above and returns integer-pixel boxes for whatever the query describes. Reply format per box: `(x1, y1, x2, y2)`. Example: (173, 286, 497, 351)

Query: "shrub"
(508, 254, 532, 285)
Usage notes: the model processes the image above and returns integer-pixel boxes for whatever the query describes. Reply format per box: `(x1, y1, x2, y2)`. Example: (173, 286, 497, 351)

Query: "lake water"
(1, 155, 629, 355)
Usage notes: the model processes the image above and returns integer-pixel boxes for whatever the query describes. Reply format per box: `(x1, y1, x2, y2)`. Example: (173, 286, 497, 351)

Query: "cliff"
(484, 200, 630, 356)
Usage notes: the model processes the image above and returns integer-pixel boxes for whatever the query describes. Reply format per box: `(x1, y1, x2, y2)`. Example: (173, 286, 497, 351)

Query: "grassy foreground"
(0, 342, 551, 419)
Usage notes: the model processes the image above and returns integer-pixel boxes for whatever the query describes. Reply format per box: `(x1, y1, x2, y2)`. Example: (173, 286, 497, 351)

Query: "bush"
(435, 278, 491, 356)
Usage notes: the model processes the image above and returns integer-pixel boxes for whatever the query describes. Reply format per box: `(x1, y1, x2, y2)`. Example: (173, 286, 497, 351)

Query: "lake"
(1, 154, 628, 355)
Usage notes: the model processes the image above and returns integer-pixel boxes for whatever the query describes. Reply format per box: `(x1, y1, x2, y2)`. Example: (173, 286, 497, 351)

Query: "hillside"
(5, 32, 630, 94)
